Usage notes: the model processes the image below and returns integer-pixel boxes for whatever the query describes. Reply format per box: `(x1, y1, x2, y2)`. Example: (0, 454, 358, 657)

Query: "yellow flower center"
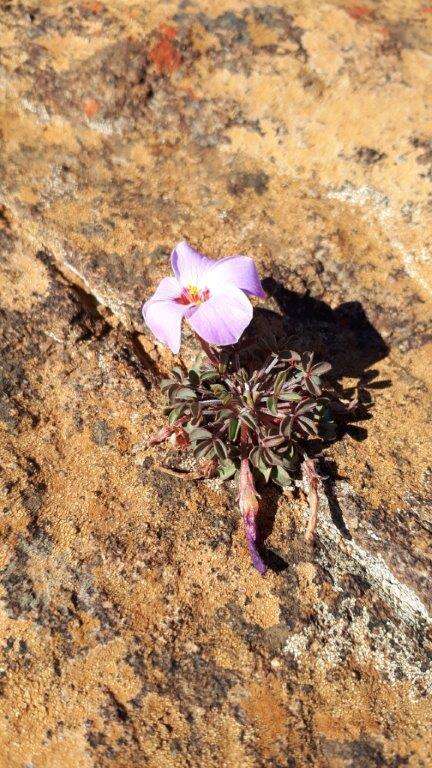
(176, 285, 210, 306)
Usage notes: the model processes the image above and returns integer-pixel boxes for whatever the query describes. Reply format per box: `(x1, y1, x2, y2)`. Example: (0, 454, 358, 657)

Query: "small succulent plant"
(143, 241, 344, 574)
(149, 350, 336, 573)
(160, 351, 335, 486)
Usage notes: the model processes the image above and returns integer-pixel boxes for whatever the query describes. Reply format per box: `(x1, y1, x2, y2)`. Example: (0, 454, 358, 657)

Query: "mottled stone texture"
(0, 1, 431, 766)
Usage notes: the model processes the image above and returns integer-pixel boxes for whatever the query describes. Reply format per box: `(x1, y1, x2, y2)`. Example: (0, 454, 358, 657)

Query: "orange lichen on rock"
(83, 97, 100, 118)
(347, 5, 373, 19)
(149, 25, 182, 74)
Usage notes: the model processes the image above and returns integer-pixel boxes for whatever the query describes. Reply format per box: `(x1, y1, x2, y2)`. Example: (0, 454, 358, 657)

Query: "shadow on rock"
(320, 460, 353, 541)
(260, 276, 389, 379)
(257, 483, 290, 573)
(240, 278, 390, 570)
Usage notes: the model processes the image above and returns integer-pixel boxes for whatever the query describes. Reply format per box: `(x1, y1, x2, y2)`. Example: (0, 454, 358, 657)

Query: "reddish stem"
(147, 416, 187, 447)
(193, 332, 219, 366)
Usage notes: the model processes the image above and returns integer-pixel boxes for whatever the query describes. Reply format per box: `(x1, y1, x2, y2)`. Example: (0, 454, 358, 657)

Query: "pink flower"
(142, 241, 265, 353)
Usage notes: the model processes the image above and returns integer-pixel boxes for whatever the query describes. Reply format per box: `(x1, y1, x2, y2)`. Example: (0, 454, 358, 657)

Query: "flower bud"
(239, 460, 259, 518)
(239, 459, 266, 575)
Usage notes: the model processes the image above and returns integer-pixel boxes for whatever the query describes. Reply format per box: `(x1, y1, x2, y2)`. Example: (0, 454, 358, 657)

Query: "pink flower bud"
(239, 459, 266, 575)
(239, 460, 259, 518)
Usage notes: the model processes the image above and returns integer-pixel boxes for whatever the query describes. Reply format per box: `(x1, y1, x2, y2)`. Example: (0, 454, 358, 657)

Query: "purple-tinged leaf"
(214, 440, 228, 460)
(298, 416, 318, 435)
(262, 434, 285, 449)
(311, 362, 332, 376)
(238, 410, 259, 431)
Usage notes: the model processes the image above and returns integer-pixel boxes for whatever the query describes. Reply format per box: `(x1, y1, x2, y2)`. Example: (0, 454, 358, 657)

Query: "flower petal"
(142, 281, 188, 353)
(171, 241, 213, 288)
(188, 283, 252, 346)
(247, 538, 267, 575)
(206, 256, 266, 298)
(145, 275, 182, 301)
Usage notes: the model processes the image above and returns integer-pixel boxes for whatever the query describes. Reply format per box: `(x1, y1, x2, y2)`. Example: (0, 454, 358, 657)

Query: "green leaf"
(191, 352, 206, 369)
(228, 418, 240, 442)
(311, 362, 331, 376)
(174, 387, 197, 401)
(189, 427, 213, 441)
(279, 391, 302, 402)
(272, 465, 293, 489)
(218, 459, 237, 481)
(257, 464, 272, 483)
(166, 383, 184, 402)
(188, 369, 200, 387)
(193, 441, 215, 460)
(305, 379, 320, 396)
(239, 410, 259, 431)
(280, 350, 300, 364)
(160, 378, 174, 393)
(284, 443, 297, 463)
(249, 447, 272, 481)
(210, 383, 229, 400)
(310, 375, 322, 393)
(274, 370, 287, 398)
(201, 369, 219, 382)
(291, 371, 305, 384)
(168, 405, 185, 425)
(266, 396, 278, 415)
(190, 402, 201, 419)
(214, 439, 228, 460)
(172, 366, 185, 381)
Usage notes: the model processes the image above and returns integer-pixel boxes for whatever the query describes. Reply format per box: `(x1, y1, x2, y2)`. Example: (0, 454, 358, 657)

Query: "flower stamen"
(176, 285, 210, 306)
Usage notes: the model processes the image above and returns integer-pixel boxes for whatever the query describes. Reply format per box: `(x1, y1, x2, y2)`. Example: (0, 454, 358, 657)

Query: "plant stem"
(193, 332, 219, 366)
(147, 417, 187, 447)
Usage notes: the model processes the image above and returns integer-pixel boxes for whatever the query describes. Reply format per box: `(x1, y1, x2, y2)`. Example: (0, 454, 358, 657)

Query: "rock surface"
(0, 1, 432, 766)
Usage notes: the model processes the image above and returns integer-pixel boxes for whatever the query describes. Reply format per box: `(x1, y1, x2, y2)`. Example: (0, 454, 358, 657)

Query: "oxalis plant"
(143, 241, 344, 575)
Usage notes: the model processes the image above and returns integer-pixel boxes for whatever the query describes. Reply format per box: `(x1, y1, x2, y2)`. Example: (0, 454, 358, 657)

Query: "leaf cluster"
(161, 351, 336, 487)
